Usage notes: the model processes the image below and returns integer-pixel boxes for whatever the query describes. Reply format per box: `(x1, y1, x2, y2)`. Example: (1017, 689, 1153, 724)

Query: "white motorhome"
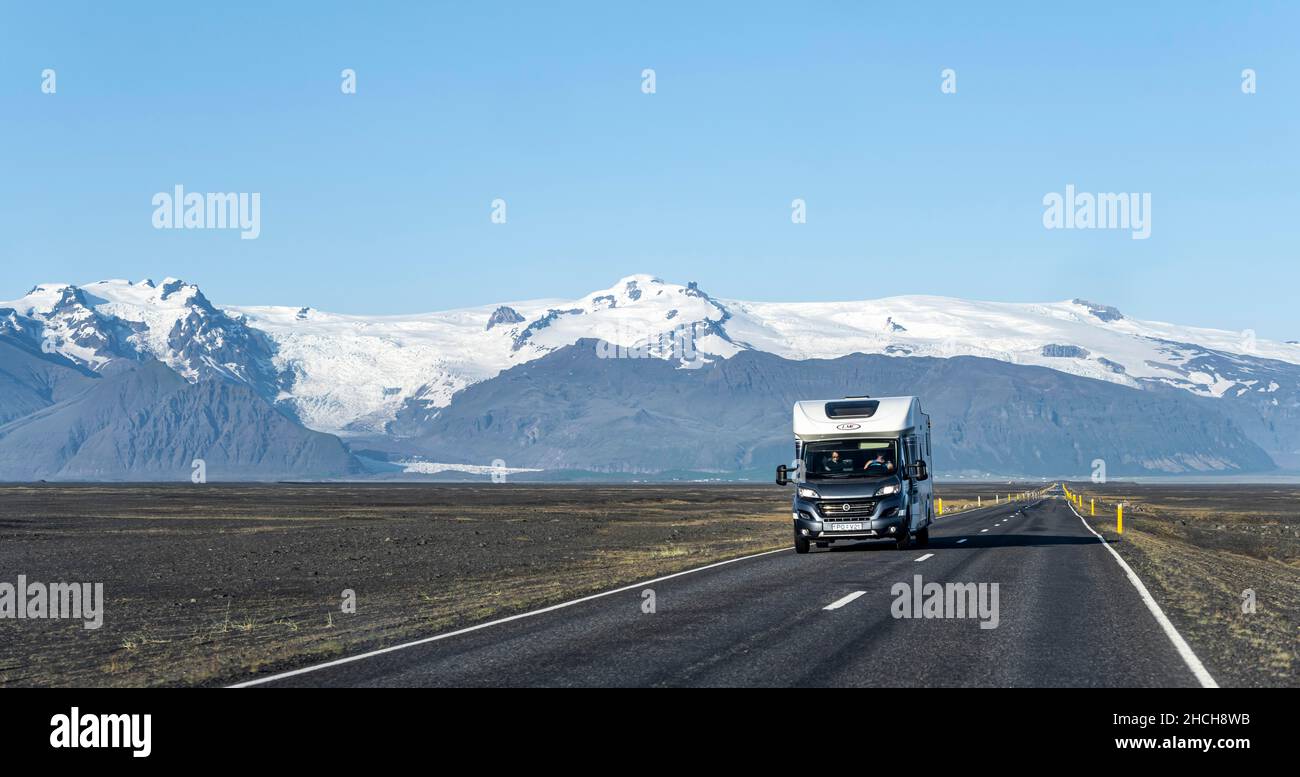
(775, 396, 934, 553)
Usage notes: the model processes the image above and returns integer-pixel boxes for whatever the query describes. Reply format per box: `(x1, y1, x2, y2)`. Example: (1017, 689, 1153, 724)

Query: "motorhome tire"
(915, 527, 930, 546)
(794, 534, 810, 554)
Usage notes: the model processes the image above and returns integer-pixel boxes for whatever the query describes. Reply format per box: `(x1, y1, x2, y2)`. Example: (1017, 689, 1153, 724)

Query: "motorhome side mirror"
(914, 460, 929, 481)
(775, 464, 789, 486)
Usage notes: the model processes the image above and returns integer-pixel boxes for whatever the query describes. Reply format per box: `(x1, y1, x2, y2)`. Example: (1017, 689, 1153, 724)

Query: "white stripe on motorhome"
(914, 553, 934, 562)
(228, 545, 791, 687)
(824, 591, 867, 611)
(1066, 500, 1218, 688)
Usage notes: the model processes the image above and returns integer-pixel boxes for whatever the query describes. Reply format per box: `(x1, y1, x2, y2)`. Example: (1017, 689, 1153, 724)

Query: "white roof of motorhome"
(793, 396, 927, 439)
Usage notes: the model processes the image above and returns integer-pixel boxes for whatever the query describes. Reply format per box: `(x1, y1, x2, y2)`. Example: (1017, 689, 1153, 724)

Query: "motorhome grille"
(817, 501, 876, 518)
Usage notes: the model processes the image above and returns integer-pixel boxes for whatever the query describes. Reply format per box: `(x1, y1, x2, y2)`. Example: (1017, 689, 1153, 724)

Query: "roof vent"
(825, 400, 880, 419)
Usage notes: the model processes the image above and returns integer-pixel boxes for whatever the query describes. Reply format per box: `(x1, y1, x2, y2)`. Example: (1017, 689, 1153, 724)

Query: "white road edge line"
(824, 591, 867, 610)
(914, 553, 934, 562)
(1066, 499, 1219, 688)
(227, 545, 792, 688)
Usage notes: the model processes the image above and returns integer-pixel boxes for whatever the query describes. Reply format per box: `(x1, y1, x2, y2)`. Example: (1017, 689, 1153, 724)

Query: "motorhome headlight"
(797, 486, 819, 499)
(874, 483, 901, 497)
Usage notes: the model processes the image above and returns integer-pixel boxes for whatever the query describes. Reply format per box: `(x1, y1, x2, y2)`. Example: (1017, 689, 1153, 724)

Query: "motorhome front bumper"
(792, 495, 906, 539)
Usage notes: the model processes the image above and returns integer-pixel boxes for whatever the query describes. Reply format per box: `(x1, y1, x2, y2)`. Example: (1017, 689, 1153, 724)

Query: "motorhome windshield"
(803, 439, 899, 480)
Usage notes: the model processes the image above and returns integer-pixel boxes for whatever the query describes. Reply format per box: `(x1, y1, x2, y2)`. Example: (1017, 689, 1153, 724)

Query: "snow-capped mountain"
(227, 275, 739, 433)
(4, 278, 283, 405)
(4, 273, 1298, 443)
(230, 274, 1300, 445)
(3, 273, 1298, 477)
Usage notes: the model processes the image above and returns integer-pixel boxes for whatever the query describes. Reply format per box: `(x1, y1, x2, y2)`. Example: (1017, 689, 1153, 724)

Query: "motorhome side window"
(803, 439, 898, 480)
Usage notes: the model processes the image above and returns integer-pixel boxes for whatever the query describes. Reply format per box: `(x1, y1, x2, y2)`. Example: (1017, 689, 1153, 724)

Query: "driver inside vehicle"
(864, 452, 896, 475)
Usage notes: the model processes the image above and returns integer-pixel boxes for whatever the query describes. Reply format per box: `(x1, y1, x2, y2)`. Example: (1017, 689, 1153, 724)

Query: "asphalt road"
(244, 490, 1208, 688)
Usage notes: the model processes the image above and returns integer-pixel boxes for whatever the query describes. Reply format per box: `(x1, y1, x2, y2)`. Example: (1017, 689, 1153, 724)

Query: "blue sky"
(1, 2, 1297, 337)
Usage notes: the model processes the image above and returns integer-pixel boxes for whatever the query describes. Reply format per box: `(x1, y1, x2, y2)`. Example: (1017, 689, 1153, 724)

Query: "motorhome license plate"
(828, 522, 864, 531)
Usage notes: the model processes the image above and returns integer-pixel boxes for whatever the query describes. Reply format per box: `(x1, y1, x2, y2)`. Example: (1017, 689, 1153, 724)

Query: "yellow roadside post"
(1117, 503, 1123, 534)
(937, 498, 944, 516)
(1090, 498, 1095, 516)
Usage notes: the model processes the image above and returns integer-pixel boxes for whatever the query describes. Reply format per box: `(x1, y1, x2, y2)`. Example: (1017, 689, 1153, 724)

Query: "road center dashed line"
(823, 591, 867, 611)
(914, 553, 934, 562)
(980, 528, 989, 533)
(956, 538, 968, 544)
